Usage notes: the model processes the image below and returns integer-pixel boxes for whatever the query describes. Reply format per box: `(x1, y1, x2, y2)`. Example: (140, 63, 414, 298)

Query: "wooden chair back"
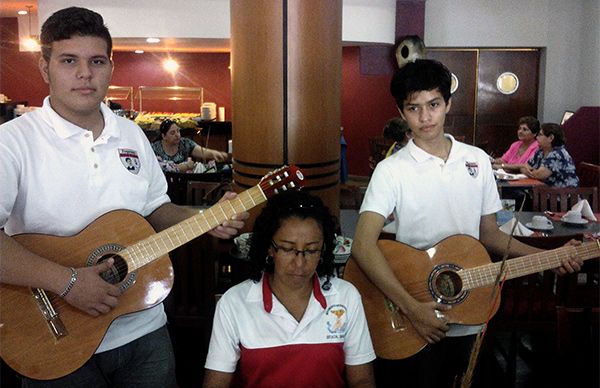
(531, 186, 598, 213)
(186, 181, 231, 206)
(577, 162, 600, 190)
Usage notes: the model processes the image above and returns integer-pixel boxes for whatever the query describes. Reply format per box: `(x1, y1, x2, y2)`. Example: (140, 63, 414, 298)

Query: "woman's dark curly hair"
(248, 190, 337, 282)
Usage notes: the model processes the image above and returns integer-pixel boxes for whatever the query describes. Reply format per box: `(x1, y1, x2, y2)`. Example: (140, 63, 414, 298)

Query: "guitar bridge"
(32, 288, 68, 339)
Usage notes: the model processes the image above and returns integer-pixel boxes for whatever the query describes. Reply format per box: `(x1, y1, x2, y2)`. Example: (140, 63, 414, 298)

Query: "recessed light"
(135, 50, 144, 54)
(18, 10, 28, 15)
(163, 58, 179, 73)
(146, 37, 160, 44)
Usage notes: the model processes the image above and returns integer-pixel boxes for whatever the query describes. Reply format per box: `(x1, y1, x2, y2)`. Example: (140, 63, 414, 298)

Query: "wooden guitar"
(0, 165, 304, 380)
(343, 235, 600, 360)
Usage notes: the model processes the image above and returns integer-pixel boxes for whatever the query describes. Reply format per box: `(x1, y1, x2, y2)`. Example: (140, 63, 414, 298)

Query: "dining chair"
(186, 181, 231, 206)
(531, 186, 599, 213)
(576, 162, 600, 191)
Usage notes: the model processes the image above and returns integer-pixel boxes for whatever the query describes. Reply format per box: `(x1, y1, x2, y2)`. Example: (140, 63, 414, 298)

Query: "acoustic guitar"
(0, 165, 304, 380)
(343, 235, 599, 360)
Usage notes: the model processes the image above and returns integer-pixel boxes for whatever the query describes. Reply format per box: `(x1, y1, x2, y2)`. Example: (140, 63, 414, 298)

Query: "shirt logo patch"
(119, 148, 141, 175)
(326, 304, 348, 335)
(465, 161, 479, 178)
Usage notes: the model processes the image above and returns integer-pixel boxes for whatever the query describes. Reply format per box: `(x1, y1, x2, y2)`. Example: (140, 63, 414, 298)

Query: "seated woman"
(493, 116, 539, 171)
(151, 119, 229, 172)
(520, 123, 579, 187)
(204, 190, 376, 388)
(369, 117, 412, 170)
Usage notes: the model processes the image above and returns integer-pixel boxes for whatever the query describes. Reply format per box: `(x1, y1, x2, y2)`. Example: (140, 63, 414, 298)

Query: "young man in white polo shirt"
(0, 7, 246, 387)
(351, 59, 582, 388)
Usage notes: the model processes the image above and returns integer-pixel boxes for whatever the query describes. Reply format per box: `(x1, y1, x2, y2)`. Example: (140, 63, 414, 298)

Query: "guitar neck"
(463, 240, 600, 290)
(122, 186, 266, 272)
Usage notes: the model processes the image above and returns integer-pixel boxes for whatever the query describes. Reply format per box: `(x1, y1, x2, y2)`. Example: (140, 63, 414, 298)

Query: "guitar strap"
(458, 195, 528, 388)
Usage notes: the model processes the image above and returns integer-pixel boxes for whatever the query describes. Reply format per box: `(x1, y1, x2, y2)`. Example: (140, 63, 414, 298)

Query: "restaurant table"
(509, 211, 599, 249)
(496, 178, 546, 198)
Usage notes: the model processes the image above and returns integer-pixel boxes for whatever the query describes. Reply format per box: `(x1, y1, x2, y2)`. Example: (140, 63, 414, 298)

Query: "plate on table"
(560, 217, 589, 225)
(525, 222, 554, 230)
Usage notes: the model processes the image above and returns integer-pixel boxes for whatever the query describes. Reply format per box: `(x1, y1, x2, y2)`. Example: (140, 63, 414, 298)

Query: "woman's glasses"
(271, 241, 322, 260)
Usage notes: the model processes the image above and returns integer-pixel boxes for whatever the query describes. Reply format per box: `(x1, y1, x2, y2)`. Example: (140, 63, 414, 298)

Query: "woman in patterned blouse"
(520, 123, 579, 187)
(152, 119, 229, 172)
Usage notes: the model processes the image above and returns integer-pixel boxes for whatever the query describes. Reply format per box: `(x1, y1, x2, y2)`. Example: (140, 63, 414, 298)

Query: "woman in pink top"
(493, 116, 539, 171)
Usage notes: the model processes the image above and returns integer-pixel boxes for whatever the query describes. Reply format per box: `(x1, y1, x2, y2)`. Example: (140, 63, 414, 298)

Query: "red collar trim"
(313, 275, 327, 309)
(262, 273, 328, 313)
(262, 273, 273, 313)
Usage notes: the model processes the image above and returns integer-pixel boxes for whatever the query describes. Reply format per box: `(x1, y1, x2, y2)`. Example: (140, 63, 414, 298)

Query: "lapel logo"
(119, 148, 140, 175)
(465, 161, 479, 178)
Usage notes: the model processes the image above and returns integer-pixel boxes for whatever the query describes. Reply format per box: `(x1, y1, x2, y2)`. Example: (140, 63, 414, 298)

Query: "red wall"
(1, 17, 397, 177)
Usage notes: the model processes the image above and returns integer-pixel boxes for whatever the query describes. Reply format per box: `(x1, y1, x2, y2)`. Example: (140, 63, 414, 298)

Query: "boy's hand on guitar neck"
(406, 300, 451, 344)
(207, 192, 250, 240)
(552, 239, 583, 276)
(62, 258, 121, 317)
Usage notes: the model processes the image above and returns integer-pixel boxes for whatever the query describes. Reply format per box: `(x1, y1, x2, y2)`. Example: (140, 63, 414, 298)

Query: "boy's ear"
(445, 97, 452, 113)
(39, 56, 50, 84)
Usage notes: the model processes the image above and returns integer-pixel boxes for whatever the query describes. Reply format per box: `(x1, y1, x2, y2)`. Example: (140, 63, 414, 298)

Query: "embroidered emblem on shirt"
(326, 304, 348, 335)
(119, 148, 140, 175)
(465, 161, 479, 178)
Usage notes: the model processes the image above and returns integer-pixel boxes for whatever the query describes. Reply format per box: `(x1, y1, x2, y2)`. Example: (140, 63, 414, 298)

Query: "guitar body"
(0, 165, 306, 380)
(343, 235, 498, 360)
(0, 210, 173, 380)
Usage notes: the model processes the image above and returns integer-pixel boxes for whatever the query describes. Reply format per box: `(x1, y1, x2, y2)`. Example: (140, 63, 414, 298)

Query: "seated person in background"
(383, 117, 412, 158)
(520, 122, 579, 187)
(492, 116, 539, 171)
(152, 119, 229, 172)
(369, 117, 412, 170)
(203, 190, 376, 388)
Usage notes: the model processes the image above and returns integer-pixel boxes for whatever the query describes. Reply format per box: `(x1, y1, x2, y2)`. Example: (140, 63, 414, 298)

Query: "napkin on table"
(571, 199, 597, 221)
(499, 217, 535, 236)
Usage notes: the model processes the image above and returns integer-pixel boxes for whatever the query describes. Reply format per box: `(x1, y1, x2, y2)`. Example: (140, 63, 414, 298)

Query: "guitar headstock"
(259, 165, 305, 199)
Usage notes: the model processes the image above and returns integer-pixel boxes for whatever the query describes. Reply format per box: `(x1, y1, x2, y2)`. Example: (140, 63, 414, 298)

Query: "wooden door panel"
(476, 50, 540, 157)
(428, 50, 477, 144)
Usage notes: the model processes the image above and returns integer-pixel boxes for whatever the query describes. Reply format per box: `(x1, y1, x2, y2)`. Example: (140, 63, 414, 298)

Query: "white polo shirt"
(361, 135, 501, 248)
(205, 275, 375, 387)
(0, 97, 171, 352)
(360, 135, 502, 337)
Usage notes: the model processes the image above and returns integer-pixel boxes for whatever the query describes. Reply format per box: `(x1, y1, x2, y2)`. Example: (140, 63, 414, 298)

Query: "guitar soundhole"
(98, 254, 128, 284)
(435, 271, 462, 298)
(428, 263, 468, 305)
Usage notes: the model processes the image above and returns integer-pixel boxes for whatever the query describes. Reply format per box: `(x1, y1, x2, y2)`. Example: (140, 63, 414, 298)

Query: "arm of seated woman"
(192, 145, 229, 163)
(202, 370, 233, 388)
(346, 363, 376, 388)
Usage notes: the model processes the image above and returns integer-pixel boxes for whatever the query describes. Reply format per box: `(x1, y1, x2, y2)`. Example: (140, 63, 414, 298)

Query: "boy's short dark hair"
(390, 59, 452, 110)
(40, 7, 112, 61)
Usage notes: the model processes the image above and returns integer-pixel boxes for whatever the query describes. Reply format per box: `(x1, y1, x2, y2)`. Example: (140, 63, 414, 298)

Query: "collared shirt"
(205, 275, 375, 387)
(0, 97, 171, 352)
(362, 135, 501, 249)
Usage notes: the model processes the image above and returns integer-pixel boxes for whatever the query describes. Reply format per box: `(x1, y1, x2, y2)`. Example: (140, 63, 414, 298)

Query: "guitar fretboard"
(461, 240, 600, 290)
(121, 186, 265, 271)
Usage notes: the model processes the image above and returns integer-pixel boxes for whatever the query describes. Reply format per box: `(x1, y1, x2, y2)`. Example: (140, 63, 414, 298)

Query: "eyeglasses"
(271, 241, 322, 260)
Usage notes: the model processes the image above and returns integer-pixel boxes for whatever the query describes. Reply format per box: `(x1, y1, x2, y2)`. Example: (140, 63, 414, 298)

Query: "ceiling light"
(18, 10, 28, 15)
(163, 58, 179, 73)
(22, 5, 40, 51)
(146, 37, 160, 44)
(135, 49, 145, 54)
